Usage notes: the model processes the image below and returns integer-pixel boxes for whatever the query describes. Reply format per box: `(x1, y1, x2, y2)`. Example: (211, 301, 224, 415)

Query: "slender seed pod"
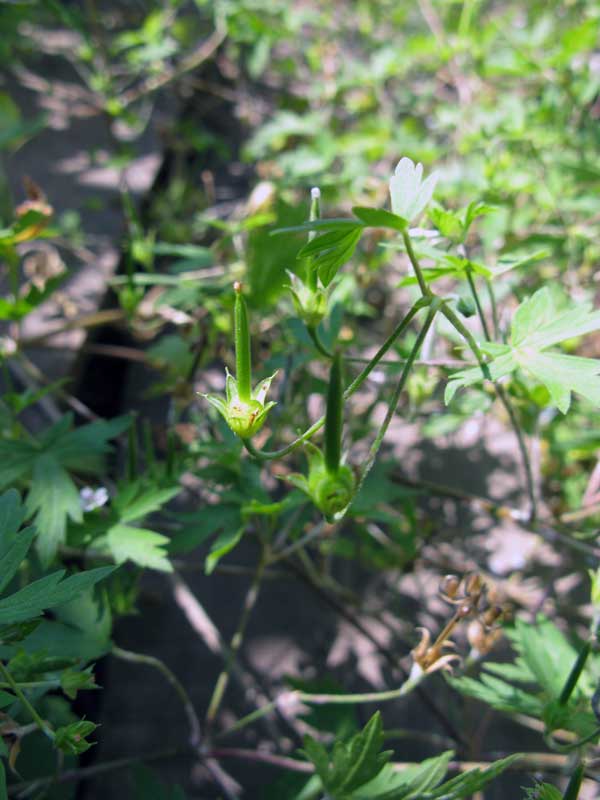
(234, 282, 252, 403)
(563, 762, 585, 800)
(324, 351, 344, 475)
(307, 186, 321, 292)
(559, 640, 591, 706)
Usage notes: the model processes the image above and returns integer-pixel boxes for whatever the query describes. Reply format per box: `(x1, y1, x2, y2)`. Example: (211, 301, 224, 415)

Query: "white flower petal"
(389, 157, 438, 222)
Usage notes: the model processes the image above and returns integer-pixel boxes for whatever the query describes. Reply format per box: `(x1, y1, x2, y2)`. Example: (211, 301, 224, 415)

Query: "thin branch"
(205, 551, 267, 728)
(17, 308, 125, 347)
(353, 305, 438, 498)
(112, 646, 201, 748)
(392, 473, 600, 559)
(119, 23, 227, 108)
(7, 747, 182, 796)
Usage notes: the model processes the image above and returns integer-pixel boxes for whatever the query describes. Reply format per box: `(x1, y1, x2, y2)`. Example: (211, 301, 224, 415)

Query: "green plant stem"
(461, 275, 538, 520)
(441, 300, 538, 521)
(466, 268, 491, 340)
(564, 762, 585, 800)
(486, 278, 500, 339)
(215, 698, 281, 741)
(325, 351, 343, 473)
(307, 325, 333, 358)
(243, 299, 428, 461)
(0, 660, 54, 741)
(112, 646, 201, 748)
(0, 680, 59, 690)
(458, 0, 477, 37)
(546, 726, 600, 753)
(216, 673, 426, 742)
(269, 521, 328, 565)
(354, 305, 438, 498)
(307, 188, 321, 291)
(496, 383, 538, 522)
(297, 674, 424, 705)
(559, 641, 592, 706)
(439, 302, 490, 378)
(402, 229, 431, 296)
(234, 286, 252, 402)
(284, 558, 466, 747)
(6, 747, 182, 797)
(208, 746, 314, 773)
(205, 552, 267, 729)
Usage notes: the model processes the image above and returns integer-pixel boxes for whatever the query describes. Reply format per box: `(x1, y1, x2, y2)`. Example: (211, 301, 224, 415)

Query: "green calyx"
(288, 270, 328, 328)
(203, 369, 277, 439)
(287, 443, 356, 522)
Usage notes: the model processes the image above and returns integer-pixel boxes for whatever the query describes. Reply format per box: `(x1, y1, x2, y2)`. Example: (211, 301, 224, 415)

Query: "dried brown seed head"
(482, 605, 504, 627)
(464, 573, 483, 597)
(440, 574, 460, 599)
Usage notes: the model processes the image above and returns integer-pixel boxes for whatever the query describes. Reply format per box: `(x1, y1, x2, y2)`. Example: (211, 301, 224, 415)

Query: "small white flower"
(389, 157, 439, 222)
(79, 486, 109, 512)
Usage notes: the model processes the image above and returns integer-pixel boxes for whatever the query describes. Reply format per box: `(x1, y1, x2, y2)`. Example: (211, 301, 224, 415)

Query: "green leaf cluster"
(0, 414, 130, 563)
(0, 490, 114, 630)
(300, 712, 519, 800)
(446, 288, 600, 412)
(450, 617, 598, 741)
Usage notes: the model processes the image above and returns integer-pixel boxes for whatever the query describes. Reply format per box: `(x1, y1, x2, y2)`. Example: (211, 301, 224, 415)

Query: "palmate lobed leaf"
(301, 714, 519, 800)
(112, 482, 180, 524)
(303, 712, 392, 798)
(26, 454, 83, 566)
(510, 288, 600, 349)
(355, 751, 452, 799)
(0, 414, 131, 564)
(445, 287, 600, 412)
(105, 523, 172, 573)
(0, 490, 35, 592)
(451, 617, 598, 741)
(424, 754, 521, 799)
(0, 566, 114, 625)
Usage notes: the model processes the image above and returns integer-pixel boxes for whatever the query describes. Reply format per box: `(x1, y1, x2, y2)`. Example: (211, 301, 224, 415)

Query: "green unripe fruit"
(225, 398, 267, 438)
(308, 463, 355, 520)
